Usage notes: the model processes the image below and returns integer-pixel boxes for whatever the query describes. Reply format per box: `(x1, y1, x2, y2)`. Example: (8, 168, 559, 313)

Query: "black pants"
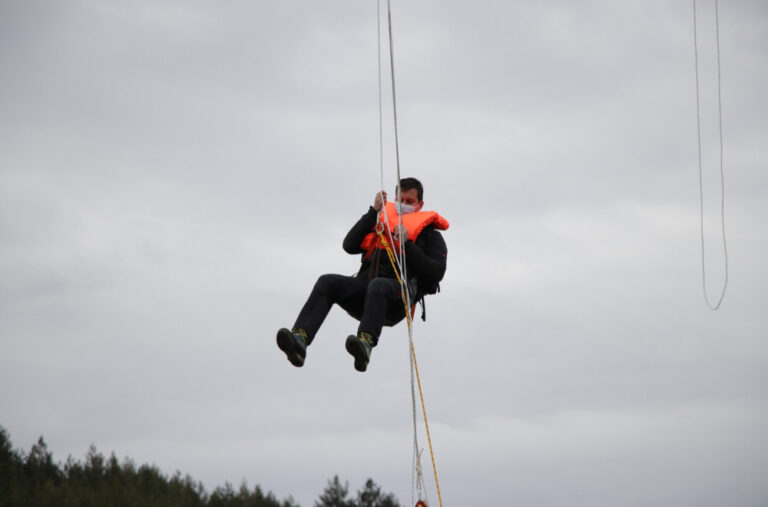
(293, 274, 406, 345)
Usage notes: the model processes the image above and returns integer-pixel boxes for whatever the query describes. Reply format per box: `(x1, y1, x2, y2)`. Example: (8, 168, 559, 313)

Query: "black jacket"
(343, 206, 447, 300)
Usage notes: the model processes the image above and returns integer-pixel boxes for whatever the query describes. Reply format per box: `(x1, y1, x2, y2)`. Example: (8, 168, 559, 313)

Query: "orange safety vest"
(360, 201, 449, 259)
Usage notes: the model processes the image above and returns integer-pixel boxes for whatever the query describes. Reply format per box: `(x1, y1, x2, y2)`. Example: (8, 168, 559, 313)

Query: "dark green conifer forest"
(0, 426, 401, 507)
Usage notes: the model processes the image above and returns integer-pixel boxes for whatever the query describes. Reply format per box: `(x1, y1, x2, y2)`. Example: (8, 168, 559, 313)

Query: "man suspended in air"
(277, 177, 449, 372)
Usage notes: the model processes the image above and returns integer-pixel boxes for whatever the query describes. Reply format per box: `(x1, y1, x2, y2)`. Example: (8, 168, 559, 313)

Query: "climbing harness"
(692, 0, 728, 310)
(375, 1, 444, 505)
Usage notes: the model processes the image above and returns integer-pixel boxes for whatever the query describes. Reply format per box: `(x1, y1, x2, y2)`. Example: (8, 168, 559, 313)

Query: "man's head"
(396, 177, 424, 214)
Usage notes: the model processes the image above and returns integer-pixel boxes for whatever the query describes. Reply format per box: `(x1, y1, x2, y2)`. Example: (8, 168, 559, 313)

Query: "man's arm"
(343, 207, 378, 254)
(343, 192, 387, 254)
(403, 228, 447, 286)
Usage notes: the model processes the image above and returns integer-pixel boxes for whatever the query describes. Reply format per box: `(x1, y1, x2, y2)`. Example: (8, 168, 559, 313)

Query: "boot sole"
(277, 328, 305, 367)
(345, 335, 369, 372)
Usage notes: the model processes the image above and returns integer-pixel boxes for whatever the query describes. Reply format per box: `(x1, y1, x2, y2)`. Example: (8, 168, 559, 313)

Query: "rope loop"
(692, 0, 729, 311)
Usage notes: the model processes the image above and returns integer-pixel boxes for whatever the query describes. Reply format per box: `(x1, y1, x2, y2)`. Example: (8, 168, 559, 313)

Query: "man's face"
(398, 187, 423, 211)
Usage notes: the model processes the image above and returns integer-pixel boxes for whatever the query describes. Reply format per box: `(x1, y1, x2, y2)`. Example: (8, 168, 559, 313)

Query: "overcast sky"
(1, 1, 767, 506)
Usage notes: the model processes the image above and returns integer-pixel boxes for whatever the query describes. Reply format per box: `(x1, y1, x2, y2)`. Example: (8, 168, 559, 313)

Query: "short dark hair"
(398, 177, 423, 202)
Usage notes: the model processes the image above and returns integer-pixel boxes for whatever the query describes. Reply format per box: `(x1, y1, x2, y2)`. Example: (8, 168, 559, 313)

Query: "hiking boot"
(345, 332, 374, 372)
(276, 328, 307, 367)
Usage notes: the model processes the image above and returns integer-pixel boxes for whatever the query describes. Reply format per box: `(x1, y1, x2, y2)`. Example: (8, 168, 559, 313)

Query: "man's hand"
(373, 191, 387, 211)
(393, 224, 409, 243)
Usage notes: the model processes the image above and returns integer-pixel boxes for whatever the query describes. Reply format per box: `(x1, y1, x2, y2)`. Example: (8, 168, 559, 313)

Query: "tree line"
(0, 426, 400, 507)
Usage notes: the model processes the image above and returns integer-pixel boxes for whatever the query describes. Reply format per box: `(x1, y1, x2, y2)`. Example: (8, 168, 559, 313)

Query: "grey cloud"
(1, 2, 766, 506)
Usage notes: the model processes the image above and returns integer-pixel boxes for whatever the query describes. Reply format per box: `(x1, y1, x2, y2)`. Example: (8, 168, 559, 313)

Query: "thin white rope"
(376, 0, 391, 261)
(410, 349, 419, 505)
(376, 1, 426, 504)
(385, 0, 409, 275)
(386, 0, 403, 191)
(413, 448, 429, 505)
(385, 0, 414, 324)
(382, 5, 425, 505)
(377, 0, 384, 193)
(693, 0, 728, 311)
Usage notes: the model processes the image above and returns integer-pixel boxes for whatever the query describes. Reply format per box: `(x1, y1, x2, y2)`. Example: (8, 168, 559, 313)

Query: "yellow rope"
(410, 340, 443, 507)
(377, 230, 444, 507)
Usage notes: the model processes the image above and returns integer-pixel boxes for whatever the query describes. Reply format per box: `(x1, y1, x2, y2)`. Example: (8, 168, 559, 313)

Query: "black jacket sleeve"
(403, 227, 447, 289)
(343, 206, 378, 254)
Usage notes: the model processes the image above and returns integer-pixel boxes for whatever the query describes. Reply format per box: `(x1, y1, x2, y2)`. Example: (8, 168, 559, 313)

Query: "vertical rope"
(377, 232, 439, 507)
(375, 4, 420, 500)
(410, 326, 443, 507)
(377, 0, 385, 193)
(383, 2, 423, 503)
(386, 0, 408, 278)
(692, 0, 729, 310)
(378, 1, 443, 504)
(386, 0, 402, 188)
